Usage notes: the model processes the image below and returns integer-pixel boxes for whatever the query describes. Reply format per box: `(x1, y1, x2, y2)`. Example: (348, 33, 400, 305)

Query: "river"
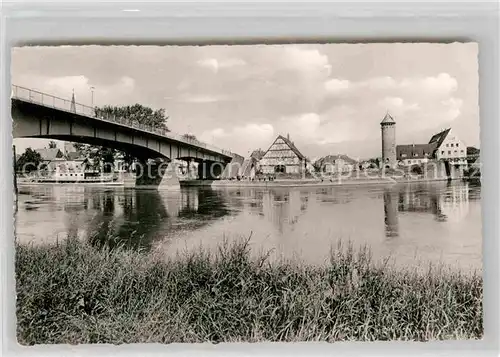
(15, 180, 482, 271)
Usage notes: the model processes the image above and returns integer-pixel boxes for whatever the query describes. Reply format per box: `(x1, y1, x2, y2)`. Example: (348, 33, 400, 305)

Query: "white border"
(1, 1, 499, 356)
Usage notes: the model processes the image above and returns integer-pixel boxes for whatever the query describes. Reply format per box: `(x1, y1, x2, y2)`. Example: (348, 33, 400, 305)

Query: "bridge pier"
(197, 160, 226, 180)
(124, 159, 180, 190)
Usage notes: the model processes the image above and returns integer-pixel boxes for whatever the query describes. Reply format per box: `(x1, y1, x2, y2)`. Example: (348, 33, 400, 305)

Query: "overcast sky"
(11, 43, 479, 160)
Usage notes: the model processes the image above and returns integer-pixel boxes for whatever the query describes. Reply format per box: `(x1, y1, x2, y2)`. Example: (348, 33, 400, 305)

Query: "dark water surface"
(15, 180, 482, 270)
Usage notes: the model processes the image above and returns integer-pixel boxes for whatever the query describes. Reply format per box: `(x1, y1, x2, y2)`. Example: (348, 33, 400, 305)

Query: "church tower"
(70, 89, 76, 113)
(380, 112, 396, 168)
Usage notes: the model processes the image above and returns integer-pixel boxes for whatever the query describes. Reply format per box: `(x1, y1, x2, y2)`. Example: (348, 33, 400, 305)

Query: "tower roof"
(380, 112, 395, 125)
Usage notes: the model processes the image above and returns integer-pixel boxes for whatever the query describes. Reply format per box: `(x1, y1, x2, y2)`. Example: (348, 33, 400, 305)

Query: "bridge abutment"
(197, 160, 226, 180)
(124, 160, 180, 190)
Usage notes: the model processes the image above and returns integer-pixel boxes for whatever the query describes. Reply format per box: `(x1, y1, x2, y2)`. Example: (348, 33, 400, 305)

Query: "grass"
(15, 237, 483, 344)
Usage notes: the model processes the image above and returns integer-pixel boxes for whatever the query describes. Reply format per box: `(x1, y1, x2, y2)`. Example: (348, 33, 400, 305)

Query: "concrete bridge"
(11, 85, 239, 188)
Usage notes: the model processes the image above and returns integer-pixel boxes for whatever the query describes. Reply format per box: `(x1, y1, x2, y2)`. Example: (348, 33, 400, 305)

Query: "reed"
(15, 237, 483, 344)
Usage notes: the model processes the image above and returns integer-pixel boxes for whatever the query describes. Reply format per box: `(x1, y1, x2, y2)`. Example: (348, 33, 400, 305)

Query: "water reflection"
(397, 182, 472, 223)
(16, 180, 482, 270)
(16, 186, 235, 250)
(384, 188, 399, 238)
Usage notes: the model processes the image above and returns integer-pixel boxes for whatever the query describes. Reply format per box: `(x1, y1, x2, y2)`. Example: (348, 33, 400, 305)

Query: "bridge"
(11, 85, 240, 188)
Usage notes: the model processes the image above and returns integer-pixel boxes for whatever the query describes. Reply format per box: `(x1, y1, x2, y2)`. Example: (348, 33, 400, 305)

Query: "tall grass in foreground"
(16, 238, 482, 344)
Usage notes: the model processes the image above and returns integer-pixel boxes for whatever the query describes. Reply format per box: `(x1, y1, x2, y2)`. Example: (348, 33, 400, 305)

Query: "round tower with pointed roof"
(380, 112, 396, 168)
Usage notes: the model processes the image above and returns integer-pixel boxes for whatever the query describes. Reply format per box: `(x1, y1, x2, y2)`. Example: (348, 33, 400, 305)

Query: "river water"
(15, 180, 482, 271)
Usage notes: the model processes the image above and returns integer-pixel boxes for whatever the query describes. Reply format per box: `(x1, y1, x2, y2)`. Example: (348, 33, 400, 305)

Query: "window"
(70, 174, 73, 176)
(441, 151, 445, 155)
(414, 153, 418, 157)
(461, 150, 464, 153)
(448, 151, 451, 155)
(454, 150, 457, 154)
(446, 144, 449, 147)
(401, 153, 407, 158)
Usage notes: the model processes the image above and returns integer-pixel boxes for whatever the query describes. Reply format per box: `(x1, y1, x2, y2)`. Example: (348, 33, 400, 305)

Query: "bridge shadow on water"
(60, 187, 234, 251)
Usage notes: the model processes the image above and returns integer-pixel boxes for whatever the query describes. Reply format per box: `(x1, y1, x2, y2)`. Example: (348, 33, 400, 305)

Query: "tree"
(72, 142, 87, 152)
(312, 159, 323, 173)
(48, 141, 57, 149)
(16, 147, 42, 173)
(182, 133, 197, 141)
(79, 103, 171, 169)
(467, 146, 480, 156)
(411, 165, 423, 175)
(94, 104, 169, 132)
(250, 148, 265, 161)
(466, 147, 480, 165)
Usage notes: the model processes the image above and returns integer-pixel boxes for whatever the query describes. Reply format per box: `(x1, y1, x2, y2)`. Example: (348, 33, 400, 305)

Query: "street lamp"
(90, 86, 95, 106)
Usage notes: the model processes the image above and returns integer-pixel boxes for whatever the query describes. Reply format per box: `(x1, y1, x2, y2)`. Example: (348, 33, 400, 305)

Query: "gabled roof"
(380, 112, 395, 125)
(428, 128, 451, 148)
(396, 144, 434, 160)
(35, 148, 64, 161)
(262, 135, 307, 161)
(278, 135, 306, 160)
(316, 154, 358, 165)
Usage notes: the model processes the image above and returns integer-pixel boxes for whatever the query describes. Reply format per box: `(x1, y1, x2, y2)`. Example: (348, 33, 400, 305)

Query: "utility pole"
(90, 86, 95, 107)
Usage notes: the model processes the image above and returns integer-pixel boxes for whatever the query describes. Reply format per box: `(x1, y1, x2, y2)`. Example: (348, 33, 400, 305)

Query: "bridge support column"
(126, 159, 180, 190)
(197, 160, 226, 180)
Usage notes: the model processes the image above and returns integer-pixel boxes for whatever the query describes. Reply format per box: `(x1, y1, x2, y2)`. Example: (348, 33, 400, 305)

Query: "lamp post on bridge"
(90, 86, 95, 107)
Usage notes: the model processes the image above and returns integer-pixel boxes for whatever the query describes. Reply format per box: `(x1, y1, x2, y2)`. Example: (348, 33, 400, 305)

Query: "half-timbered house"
(259, 134, 306, 175)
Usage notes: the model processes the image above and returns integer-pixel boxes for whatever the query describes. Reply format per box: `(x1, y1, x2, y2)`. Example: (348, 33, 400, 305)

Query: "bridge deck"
(11, 84, 233, 158)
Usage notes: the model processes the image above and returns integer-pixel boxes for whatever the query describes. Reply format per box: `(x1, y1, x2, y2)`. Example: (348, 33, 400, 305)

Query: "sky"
(11, 43, 479, 161)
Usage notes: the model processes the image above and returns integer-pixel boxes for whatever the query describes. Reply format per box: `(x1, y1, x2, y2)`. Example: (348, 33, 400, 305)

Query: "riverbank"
(16, 238, 482, 344)
(182, 176, 398, 188)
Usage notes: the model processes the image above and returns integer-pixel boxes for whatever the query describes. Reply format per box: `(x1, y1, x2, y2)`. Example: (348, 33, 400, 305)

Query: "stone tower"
(380, 112, 396, 168)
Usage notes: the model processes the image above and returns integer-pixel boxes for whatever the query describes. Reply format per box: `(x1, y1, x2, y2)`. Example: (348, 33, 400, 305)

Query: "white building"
(397, 128, 468, 167)
(431, 128, 468, 165)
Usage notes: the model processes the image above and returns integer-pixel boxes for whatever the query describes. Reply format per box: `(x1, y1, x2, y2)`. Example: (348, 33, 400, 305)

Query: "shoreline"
(180, 176, 464, 188)
(16, 176, 468, 189)
(17, 180, 125, 187)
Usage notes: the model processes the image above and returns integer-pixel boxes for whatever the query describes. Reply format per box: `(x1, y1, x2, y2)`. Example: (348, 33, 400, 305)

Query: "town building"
(397, 128, 468, 167)
(396, 144, 432, 166)
(429, 128, 468, 165)
(314, 154, 358, 173)
(259, 134, 307, 175)
(35, 147, 65, 171)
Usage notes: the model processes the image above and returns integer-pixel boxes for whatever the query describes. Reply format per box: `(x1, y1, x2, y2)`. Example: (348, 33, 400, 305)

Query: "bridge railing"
(11, 84, 234, 157)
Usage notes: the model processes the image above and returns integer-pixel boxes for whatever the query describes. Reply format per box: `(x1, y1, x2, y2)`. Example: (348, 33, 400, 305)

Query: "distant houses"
(35, 147, 88, 173)
(35, 148, 65, 171)
(314, 154, 358, 174)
